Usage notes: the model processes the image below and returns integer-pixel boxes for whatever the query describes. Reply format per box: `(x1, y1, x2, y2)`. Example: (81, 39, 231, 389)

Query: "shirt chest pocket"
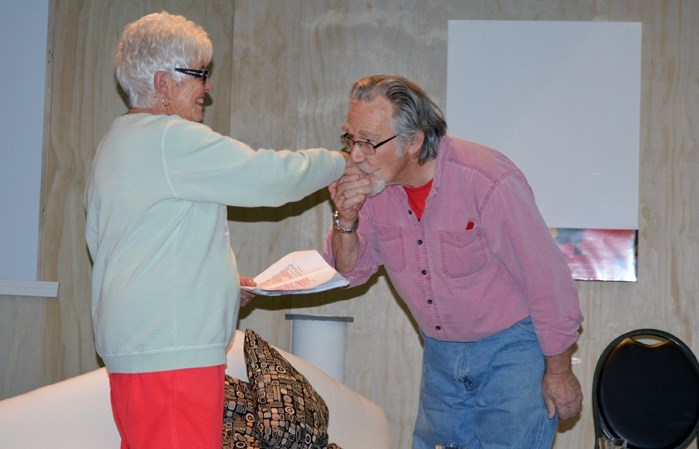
(375, 224, 407, 274)
(438, 227, 488, 278)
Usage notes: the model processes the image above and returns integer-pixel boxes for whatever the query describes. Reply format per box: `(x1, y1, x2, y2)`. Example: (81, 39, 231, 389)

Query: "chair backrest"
(592, 329, 699, 449)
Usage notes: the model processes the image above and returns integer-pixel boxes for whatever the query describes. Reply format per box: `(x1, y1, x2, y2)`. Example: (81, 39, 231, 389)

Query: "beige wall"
(1, 1, 697, 448)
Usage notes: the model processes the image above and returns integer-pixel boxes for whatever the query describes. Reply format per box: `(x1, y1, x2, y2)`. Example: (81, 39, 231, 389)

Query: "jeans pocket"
(512, 317, 537, 338)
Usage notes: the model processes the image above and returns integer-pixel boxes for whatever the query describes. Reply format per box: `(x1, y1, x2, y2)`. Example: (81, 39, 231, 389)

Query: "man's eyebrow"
(357, 130, 381, 140)
(341, 127, 381, 140)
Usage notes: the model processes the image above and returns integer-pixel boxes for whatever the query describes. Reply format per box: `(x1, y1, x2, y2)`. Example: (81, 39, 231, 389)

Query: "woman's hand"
(239, 275, 257, 307)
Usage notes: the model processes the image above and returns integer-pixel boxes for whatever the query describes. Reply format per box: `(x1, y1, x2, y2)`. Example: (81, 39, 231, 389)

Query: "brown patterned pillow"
(243, 328, 330, 449)
(223, 375, 260, 449)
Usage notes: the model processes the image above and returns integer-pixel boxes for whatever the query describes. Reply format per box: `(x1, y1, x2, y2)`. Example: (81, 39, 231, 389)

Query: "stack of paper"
(241, 250, 349, 296)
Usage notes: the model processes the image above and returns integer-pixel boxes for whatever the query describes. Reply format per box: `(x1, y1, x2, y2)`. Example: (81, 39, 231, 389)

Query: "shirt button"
(427, 299, 433, 304)
(417, 239, 423, 245)
(435, 326, 441, 331)
(421, 269, 427, 275)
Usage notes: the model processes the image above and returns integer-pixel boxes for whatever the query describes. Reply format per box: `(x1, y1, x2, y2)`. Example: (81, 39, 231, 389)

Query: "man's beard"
(364, 143, 405, 197)
(369, 178, 386, 197)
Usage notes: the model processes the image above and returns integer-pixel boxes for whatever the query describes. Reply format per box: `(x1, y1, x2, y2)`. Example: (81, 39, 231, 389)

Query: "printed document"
(241, 250, 348, 296)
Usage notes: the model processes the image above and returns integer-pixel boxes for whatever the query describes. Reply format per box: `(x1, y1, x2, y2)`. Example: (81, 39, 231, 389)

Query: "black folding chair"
(592, 329, 699, 449)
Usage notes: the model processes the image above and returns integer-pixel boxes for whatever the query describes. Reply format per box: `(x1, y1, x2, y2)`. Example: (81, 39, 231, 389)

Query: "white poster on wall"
(446, 20, 642, 230)
(0, 1, 49, 282)
(0, 1, 58, 296)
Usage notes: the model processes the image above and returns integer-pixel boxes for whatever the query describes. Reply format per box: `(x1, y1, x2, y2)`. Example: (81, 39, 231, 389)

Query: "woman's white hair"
(115, 11, 213, 108)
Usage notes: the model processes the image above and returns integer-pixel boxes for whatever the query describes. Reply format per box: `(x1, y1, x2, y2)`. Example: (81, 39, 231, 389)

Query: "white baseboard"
(0, 280, 60, 297)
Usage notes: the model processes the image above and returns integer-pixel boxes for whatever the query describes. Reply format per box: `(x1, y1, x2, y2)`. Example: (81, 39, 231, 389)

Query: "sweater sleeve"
(161, 119, 346, 207)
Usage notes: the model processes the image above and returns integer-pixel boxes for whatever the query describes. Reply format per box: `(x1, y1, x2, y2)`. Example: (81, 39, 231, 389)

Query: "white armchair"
(0, 330, 391, 449)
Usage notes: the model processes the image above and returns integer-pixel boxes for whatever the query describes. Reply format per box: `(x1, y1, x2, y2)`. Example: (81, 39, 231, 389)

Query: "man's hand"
(329, 163, 371, 221)
(542, 347, 583, 420)
(328, 163, 371, 273)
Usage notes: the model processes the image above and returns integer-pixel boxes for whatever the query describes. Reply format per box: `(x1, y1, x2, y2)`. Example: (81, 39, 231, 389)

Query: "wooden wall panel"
(1, 1, 697, 449)
(226, 0, 305, 344)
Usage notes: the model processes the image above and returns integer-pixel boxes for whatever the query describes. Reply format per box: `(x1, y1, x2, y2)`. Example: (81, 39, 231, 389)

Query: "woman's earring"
(162, 96, 171, 107)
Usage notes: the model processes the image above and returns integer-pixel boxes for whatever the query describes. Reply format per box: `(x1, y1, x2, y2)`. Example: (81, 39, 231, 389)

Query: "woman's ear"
(153, 71, 171, 96)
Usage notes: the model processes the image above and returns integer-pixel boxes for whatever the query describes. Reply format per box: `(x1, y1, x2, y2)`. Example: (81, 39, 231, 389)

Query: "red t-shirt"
(404, 179, 433, 220)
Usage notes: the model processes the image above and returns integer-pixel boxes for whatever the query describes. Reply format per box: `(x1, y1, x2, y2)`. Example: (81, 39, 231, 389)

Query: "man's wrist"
(332, 210, 358, 234)
(544, 347, 574, 374)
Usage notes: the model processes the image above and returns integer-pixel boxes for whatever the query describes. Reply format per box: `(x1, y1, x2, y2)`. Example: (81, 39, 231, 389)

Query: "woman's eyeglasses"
(174, 67, 209, 84)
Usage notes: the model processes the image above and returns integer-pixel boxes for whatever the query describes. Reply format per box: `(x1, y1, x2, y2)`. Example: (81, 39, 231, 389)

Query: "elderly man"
(324, 75, 583, 449)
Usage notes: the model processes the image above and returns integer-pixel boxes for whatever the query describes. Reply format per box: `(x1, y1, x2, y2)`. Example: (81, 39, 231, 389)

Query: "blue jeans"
(413, 317, 558, 449)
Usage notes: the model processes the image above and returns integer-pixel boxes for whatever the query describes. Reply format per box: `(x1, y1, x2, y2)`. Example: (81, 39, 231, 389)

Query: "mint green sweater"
(85, 114, 345, 373)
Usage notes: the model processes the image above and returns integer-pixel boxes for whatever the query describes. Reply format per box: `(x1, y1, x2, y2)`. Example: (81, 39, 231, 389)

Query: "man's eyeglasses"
(174, 67, 209, 84)
(340, 133, 398, 155)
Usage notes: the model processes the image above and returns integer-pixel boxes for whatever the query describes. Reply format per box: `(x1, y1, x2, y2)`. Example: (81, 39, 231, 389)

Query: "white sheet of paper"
(242, 250, 348, 296)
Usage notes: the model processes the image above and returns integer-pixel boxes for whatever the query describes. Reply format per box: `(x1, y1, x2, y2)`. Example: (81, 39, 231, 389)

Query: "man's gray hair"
(349, 75, 447, 164)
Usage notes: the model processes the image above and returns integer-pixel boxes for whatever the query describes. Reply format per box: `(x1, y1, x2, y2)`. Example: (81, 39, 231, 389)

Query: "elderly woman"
(84, 11, 349, 449)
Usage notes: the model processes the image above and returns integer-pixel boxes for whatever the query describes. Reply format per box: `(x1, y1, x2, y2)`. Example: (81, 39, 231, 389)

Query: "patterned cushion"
(223, 375, 260, 449)
(222, 433, 260, 449)
(243, 328, 330, 449)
